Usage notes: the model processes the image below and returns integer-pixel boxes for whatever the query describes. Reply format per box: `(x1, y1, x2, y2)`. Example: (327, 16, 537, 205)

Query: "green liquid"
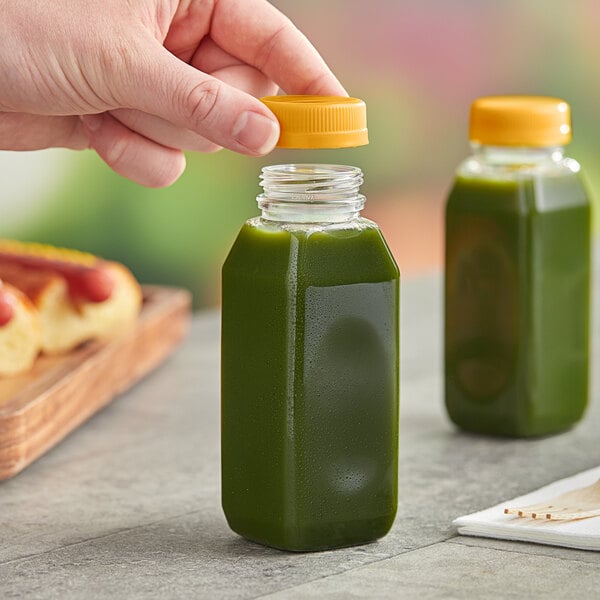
(445, 174, 590, 437)
(221, 219, 399, 551)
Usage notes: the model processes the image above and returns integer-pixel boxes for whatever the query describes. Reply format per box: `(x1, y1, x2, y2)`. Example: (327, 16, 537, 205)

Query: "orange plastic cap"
(469, 96, 572, 147)
(260, 95, 368, 149)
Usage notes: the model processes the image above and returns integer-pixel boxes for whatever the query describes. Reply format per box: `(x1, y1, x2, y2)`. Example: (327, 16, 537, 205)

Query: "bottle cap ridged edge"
(261, 95, 369, 149)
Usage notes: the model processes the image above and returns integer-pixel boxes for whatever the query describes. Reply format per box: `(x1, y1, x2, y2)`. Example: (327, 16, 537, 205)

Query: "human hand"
(0, 0, 346, 187)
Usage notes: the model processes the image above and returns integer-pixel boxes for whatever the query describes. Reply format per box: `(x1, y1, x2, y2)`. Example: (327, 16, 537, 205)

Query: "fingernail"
(231, 111, 279, 154)
(81, 113, 104, 132)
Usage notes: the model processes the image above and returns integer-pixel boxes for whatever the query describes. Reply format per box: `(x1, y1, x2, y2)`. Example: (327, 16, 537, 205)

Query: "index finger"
(209, 0, 348, 96)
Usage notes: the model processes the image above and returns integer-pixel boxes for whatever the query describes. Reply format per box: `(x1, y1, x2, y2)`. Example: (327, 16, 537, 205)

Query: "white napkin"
(453, 466, 600, 551)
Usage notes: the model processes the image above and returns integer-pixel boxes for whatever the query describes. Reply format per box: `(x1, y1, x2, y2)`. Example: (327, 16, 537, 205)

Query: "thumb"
(120, 42, 280, 156)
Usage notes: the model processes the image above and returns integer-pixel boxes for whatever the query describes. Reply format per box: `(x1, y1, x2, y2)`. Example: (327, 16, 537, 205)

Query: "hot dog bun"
(0, 240, 142, 355)
(0, 281, 41, 375)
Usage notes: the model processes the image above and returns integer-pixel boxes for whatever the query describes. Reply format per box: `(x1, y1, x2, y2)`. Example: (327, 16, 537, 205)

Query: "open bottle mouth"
(258, 164, 365, 223)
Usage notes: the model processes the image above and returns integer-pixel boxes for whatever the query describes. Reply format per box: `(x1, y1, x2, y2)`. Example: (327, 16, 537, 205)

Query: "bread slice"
(0, 282, 41, 375)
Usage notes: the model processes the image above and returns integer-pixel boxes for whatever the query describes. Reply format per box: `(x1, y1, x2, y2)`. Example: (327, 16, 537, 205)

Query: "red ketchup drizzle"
(0, 288, 15, 327)
(0, 252, 115, 303)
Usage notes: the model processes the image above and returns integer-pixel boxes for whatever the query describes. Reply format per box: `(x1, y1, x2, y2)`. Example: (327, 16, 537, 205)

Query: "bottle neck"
(258, 164, 365, 223)
(470, 143, 565, 166)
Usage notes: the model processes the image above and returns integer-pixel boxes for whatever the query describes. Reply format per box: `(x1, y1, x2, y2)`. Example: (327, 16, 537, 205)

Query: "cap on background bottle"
(469, 95, 572, 147)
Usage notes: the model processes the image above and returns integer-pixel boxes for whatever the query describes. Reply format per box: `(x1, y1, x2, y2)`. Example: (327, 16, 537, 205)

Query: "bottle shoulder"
(447, 157, 590, 215)
(225, 216, 398, 283)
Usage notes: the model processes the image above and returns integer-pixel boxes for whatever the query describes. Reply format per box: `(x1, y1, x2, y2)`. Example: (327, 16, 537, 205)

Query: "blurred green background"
(2, 0, 600, 308)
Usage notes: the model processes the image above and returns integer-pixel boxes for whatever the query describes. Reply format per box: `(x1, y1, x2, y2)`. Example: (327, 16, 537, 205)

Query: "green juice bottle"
(445, 96, 591, 437)
(221, 97, 399, 551)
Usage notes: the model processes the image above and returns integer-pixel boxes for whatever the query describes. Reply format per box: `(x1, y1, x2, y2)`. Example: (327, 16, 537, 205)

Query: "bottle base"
(446, 413, 581, 439)
(225, 513, 395, 553)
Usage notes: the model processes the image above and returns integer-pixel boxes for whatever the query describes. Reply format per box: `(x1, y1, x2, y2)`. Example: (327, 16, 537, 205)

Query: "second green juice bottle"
(445, 96, 591, 437)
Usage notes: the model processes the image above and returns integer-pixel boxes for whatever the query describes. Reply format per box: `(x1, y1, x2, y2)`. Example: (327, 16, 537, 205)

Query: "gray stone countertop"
(2, 275, 600, 599)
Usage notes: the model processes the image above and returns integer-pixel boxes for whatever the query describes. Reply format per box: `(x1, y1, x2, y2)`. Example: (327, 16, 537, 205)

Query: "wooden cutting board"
(0, 285, 192, 480)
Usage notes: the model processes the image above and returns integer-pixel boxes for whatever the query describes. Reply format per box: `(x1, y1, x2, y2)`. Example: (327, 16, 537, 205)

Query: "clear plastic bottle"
(221, 97, 399, 551)
(445, 96, 591, 437)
